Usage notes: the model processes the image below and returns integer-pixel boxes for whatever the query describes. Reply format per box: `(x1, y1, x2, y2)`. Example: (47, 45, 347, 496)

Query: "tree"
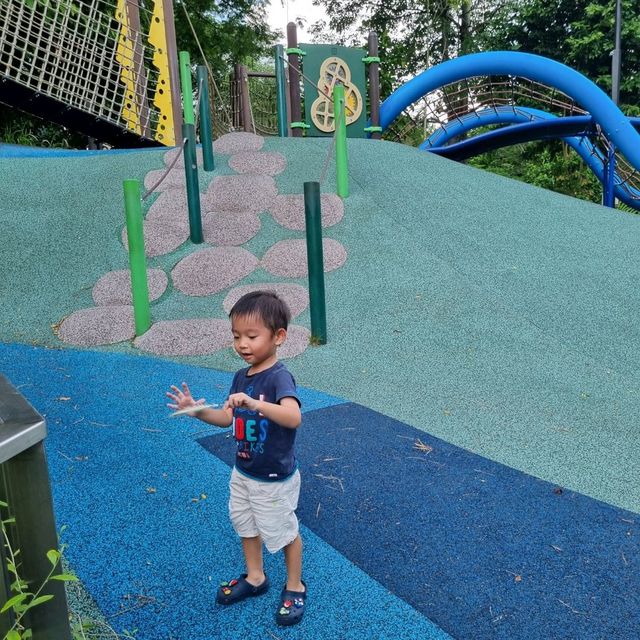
(170, 0, 277, 76)
(309, 0, 501, 96)
(478, 0, 640, 111)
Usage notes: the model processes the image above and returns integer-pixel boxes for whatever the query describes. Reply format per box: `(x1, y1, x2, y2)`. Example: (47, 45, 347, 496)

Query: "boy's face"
(231, 313, 286, 369)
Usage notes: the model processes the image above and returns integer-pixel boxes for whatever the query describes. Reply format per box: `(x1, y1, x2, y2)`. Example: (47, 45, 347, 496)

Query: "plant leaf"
(24, 594, 54, 610)
(49, 574, 78, 582)
(46, 549, 60, 567)
(1, 592, 30, 613)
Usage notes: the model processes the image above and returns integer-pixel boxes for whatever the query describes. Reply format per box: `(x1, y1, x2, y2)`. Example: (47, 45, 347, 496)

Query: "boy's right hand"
(166, 382, 205, 413)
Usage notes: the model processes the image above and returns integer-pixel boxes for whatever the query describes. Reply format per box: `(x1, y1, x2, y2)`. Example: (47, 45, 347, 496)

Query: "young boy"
(166, 290, 306, 626)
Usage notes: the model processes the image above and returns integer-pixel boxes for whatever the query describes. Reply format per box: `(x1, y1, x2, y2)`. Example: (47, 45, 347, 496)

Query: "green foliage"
(479, 0, 640, 110)
(0, 503, 135, 639)
(172, 0, 277, 76)
(0, 105, 86, 149)
(0, 500, 78, 640)
(310, 0, 497, 97)
(468, 141, 603, 203)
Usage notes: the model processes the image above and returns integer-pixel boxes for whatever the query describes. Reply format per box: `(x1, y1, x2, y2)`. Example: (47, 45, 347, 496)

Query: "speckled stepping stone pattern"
(201, 210, 261, 246)
(57, 306, 135, 346)
(228, 151, 287, 176)
(223, 284, 309, 319)
(92, 269, 168, 306)
(202, 175, 278, 214)
(59, 132, 349, 360)
(261, 239, 348, 278)
(145, 191, 190, 233)
(171, 247, 259, 296)
(278, 325, 311, 359)
(268, 193, 344, 230)
(134, 318, 232, 356)
(122, 219, 188, 257)
(214, 132, 265, 155)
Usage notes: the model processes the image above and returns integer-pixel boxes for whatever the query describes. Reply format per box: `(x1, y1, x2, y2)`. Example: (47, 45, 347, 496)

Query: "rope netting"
(0, 0, 165, 139)
(384, 74, 640, 206)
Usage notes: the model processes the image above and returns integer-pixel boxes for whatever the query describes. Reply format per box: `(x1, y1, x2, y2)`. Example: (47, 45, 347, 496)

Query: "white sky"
(267, 0, 329, 44)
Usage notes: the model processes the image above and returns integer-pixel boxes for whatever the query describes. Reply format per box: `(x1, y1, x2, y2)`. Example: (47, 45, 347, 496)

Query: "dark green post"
(197, 65, 215, 171)
(123, 180, 151, 336)
(333, 84, 349, 198)
(304, 181, 327, 344)
(183, 123, 203, 243)
(275, 44, 288, 137)
(179, 51, 194, 125)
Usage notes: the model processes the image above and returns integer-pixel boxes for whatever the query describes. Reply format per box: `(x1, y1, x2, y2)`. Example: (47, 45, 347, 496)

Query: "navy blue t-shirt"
(229, 361, 301, 482)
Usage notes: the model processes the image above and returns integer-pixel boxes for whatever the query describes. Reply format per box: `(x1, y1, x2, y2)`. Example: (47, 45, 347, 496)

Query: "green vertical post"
(123, 180, 151, 336)
(333, 83, 349, 198)
(303, 181, 327, 344)
(179, 51, 194, 125)
(197, 65, 215, 171)
(275, 44, 288, 137)
(183, 123, 203, 243)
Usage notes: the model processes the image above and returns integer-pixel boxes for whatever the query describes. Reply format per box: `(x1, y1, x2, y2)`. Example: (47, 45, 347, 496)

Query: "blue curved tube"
(420, 106, 558, 149)
(422, 105, 640, 209)
(380, 52, 640, 170)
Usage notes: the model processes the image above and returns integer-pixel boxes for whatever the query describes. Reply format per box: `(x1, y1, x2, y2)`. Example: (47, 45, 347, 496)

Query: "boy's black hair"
(229, 290, 291, 333)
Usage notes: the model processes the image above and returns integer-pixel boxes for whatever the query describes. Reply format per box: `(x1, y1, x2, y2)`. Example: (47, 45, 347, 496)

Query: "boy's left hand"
(225, 393, 259, 412)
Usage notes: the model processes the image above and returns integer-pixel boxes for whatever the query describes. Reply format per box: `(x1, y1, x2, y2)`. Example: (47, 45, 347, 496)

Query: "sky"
(267, 0, 329, 44)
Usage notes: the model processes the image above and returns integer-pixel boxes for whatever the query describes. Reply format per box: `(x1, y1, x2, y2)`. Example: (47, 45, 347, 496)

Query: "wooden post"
(368, 31, 381, 140)
(239, 64, 252, 132)
(161, 0, 184, 139)
(287, 22, 302, 137)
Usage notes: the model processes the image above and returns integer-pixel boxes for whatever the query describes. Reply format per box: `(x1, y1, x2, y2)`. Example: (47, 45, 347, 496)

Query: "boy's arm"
(166, 382, 233, 428)
(194, 406, 233, 427)
(226, 393, 301, 429)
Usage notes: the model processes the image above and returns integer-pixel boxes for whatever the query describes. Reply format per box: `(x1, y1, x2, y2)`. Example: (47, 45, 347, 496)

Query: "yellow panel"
(149, 0, 176, 146)
(115, 0, 142, 135)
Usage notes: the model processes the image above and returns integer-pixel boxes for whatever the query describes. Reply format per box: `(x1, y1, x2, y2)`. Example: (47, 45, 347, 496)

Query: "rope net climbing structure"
(385, 74, 640, 208)
(0, 0, 177, 146)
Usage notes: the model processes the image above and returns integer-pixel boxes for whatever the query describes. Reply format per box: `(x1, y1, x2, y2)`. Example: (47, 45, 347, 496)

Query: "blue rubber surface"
(0, 342, 450, 640)
(0, 143, 164, 158)
(202, 402, 640, 639)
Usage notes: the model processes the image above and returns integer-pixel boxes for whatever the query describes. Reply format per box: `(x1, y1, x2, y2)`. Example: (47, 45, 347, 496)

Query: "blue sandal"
(216, 574, 270, 605)
(275, 580, 307, 626)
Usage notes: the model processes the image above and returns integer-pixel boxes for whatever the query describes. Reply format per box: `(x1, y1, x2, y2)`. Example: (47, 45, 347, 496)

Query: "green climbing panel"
(301, 43, 368, 138)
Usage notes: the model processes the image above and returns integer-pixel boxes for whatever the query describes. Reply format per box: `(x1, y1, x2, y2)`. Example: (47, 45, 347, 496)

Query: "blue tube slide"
(379, 52, 640, 172)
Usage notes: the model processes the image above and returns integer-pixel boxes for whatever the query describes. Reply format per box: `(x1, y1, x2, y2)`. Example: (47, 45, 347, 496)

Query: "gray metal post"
(612, 0, 622, 104)
(0, 375, 72, 640)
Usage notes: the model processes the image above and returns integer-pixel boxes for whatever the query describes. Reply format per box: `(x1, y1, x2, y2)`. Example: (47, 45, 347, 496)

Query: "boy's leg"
(242, 535, 267, 586)
(283, 534, 304, 592)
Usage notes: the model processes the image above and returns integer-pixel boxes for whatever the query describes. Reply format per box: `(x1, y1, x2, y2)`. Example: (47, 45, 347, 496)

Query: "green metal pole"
(303, 181, 327, 344)
(275, 44, 288, 137)
(333, 83, 349, 198)
(179, 50, 194, 125)
(197, 65, 215, 171)
(123, 180, 151, 336)
(183, 123, 203, 243)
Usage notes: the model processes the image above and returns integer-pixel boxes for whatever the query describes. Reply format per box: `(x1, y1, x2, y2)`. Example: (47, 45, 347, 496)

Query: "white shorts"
(228, 467, 301, 553)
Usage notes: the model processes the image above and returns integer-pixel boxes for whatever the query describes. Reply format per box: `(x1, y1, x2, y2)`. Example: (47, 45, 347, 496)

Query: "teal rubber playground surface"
(1, 136, 639, 638)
